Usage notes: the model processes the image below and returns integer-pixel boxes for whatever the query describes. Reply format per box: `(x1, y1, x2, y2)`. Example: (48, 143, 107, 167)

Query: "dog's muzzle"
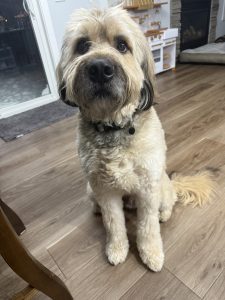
(59, 57, 127, 108)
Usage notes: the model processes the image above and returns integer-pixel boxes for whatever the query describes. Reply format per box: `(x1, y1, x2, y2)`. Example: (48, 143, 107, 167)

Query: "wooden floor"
(1, 64, 225, 300)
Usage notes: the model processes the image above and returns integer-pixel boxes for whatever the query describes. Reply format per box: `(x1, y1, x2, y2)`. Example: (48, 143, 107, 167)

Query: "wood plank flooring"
(1, 64, 225, 299)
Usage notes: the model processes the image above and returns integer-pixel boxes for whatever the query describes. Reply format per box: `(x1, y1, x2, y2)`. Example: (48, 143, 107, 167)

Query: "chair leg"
(12, 285, 38, 300)
(0, 199, 25, 235)
(0, 206, 73, 300)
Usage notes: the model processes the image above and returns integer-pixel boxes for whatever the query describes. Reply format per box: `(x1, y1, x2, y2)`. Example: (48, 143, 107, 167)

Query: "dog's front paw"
(159, 209, 172, 223)
(138, 243, 164, 272)
(106, 239, 129, 265)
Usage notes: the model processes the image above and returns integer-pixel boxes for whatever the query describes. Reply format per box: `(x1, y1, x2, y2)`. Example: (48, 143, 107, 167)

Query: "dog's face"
(57, 7, 155, 124)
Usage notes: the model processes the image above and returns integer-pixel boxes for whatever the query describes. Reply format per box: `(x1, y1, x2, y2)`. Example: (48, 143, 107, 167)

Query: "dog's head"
(57, 7, 155, 124)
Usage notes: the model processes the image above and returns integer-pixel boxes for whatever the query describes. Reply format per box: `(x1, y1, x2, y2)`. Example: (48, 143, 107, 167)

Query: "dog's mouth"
(94, 88, 111, 99)
(73, 72, 117, 102)
(93, 85, 112, 99)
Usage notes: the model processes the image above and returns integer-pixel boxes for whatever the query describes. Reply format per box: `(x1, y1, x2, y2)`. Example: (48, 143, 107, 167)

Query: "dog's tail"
(171, 171, 217, 207)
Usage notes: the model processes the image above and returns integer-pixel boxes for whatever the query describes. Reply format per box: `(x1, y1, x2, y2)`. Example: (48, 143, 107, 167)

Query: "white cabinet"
(151, 45, 163, 73)
(148, 28, 178, 74)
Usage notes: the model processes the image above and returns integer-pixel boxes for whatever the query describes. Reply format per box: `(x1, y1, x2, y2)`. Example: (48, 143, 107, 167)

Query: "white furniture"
(123, 0, 178, 75)
(148, 28, 178, 74)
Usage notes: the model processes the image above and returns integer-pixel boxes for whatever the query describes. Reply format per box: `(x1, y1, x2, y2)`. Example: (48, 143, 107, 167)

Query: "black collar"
(91, 104, 144, 135)
(92, 121, 136, 135)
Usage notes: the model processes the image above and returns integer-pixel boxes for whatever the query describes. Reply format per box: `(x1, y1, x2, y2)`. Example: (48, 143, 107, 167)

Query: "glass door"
(0, 0, 57, 118)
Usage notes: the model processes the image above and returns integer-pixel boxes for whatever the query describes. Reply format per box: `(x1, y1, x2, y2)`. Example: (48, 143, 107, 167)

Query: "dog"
(57, 7, 215, 272)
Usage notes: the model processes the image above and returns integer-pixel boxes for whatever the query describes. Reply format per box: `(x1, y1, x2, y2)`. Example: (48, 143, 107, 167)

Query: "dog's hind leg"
(159, 172, 177, 223)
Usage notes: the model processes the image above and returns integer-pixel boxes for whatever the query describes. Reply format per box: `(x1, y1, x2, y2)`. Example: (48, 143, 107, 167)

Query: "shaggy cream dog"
(57, 7, 215, 272)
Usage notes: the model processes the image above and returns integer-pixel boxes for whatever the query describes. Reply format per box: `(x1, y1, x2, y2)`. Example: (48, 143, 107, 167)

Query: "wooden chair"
(0, 198, 26, 236)
(0, 199, 73, 300)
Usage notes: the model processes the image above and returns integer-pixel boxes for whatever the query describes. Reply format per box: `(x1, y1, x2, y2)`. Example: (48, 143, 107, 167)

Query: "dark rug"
(0, 100, 77, 142)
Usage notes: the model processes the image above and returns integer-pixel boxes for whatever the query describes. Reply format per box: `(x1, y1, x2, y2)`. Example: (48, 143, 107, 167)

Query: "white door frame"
(36, 0, 61, 68)
(0, 0, 59, 119)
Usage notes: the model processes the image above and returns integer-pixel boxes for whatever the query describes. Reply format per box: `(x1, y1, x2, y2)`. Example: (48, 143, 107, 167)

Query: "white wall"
(47, 0, 108, 50)
(216, 0, 225, 37)
(160, 1, 171, 28)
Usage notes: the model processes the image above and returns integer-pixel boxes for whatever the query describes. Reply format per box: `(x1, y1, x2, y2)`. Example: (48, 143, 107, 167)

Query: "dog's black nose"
(88, 59, 114, 83)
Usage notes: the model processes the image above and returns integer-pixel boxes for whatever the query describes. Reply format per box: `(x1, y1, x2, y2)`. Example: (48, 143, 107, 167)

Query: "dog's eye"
(76, 38, 90, 55)
(117, 39, 128, 53)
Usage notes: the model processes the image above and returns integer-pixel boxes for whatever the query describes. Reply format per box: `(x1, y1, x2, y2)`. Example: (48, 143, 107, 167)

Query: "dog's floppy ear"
(139, 44, 157, 111)
(58, 81, 78, 108)
(56, 62, 78, 107)
(139, 80, 154, 111)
